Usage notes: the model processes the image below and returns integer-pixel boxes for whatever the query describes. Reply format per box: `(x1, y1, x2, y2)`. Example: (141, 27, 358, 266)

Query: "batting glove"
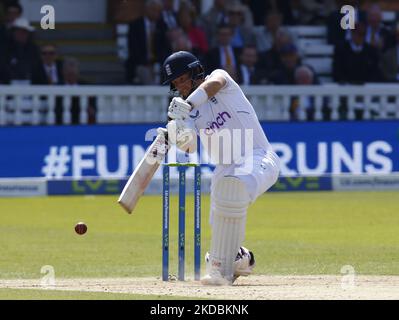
(168, 97, 192, 120)
(166, 119, 196, 152)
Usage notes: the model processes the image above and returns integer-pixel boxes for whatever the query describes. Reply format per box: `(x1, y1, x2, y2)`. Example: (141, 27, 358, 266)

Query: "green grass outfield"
(1, 191, 399, 299)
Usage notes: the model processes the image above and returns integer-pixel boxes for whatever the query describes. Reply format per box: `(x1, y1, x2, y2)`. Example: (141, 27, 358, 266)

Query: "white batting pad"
(209, 176, 250, 281)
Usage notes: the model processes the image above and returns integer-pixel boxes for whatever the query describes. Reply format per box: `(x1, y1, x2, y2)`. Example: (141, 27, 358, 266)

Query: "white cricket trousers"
(211, 148, 280, 204)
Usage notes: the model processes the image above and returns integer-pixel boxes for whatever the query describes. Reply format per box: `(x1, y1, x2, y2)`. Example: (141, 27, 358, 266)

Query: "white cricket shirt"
(189, 69, 272, 166)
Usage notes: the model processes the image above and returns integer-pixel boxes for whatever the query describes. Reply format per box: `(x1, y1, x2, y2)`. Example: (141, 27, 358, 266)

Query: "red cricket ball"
(75, 222, 87, 235)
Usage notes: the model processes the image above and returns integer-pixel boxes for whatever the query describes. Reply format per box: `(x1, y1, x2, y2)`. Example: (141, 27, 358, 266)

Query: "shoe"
(203, 247, 255, 284)
(201, 268, 232, 286)
(232, 247, 255, 283)
(201, 255, 232, 286)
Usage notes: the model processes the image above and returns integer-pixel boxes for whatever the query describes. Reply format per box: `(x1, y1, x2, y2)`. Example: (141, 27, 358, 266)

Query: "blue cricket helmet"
(162, 51, 205, 85)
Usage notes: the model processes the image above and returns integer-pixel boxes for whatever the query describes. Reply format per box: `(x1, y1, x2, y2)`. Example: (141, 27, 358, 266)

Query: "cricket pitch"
(1, 275, 399, 300)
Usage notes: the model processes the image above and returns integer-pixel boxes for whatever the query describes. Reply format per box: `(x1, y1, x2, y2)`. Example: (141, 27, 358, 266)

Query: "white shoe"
(201, 268, 232, 286)
(204, 247, 255, 284)
(201, 256, 232, 286)
(232, 247, 255, 283)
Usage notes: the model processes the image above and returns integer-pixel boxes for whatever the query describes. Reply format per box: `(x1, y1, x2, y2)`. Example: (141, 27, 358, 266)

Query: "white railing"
(1, 84, 399, 125)
(0, 85, 171, 125)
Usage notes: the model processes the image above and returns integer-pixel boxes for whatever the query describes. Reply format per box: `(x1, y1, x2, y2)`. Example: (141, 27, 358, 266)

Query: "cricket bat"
(118, 130, 169, 214)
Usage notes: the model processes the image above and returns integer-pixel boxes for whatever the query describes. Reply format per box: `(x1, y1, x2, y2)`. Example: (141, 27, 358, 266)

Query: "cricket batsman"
(160, 51, 280, 285)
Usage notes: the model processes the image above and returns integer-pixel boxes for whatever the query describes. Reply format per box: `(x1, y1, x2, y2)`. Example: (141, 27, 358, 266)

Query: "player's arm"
(187, 72, 227, 106)
(168, 71, 227, 120)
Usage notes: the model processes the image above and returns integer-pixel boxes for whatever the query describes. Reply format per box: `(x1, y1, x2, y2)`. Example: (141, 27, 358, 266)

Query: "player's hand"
(156, 127, 167, 137)
(166, 119, 185, 145)
(166, 119, 195, 151)
(168, 97, 192, 120)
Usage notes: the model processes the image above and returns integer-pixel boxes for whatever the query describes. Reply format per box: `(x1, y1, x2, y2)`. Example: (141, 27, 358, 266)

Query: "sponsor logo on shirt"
(189, 110, 200, 119)
(204, 111, 231, 135)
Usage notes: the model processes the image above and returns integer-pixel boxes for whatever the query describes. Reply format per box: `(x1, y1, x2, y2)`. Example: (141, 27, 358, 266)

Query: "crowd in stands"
(0, 0, 87, 86)
(0, 0, 96, 123)
(0, 0, 398, 87)
(0, 0, 398, 123)
(124, 0, 399, 86)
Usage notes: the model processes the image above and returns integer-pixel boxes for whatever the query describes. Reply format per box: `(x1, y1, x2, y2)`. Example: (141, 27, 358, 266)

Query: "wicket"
(162, 161, 201, 281)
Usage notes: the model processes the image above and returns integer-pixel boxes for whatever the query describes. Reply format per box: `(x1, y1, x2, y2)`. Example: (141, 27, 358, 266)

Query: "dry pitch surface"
(1, 275, 399, 300)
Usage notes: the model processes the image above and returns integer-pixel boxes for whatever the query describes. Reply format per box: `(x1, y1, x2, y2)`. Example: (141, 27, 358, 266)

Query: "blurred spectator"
(205, 24, 240, 79)
(167, 26, 184, 45)
(0, 1, 22, 48)
(290, 65, 322, 120)
(0, 1, 5, 21)
(169, 27, 193, 52)
(240, 0, 270, 26)
(327, 0, 366, 46)
(0, 10, 6, 75)
(276, 0, 335, 26)
(203, 0, 229, 26)
(380, 22, 399, 82)
(0, 22, 5, 44)
(62, 57, 85, 85)
(295, 65, 317, 85)
(225, 2, 255, 49)
(0, 0, 6, 42)
(1, 17, 42, 84)
(258, 28, 295, 79)
(126, 0, 169, 85)
(281, 0, 303, 25)
(231, 0, 254, 29)
(268, 43, 302, 84)
(254, 11, 283, 53)
(364, 3, 394, 52)
(284, 0, 336, 25)
(333, 22, 382, 84)
(177, 3, 208, 59)
(161, 0, 178, 29)
(236, 45, 268, 85)
(200, 0, 228, 48)
(241, 0, 302, 26)
(56, 57, 96, 125)
(4, 1, 22, 30)
(0, 39, 5, 83)
(300, 0, 337, 25)
(32, 43, 64, 85)
(275, 0, 301, 26)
